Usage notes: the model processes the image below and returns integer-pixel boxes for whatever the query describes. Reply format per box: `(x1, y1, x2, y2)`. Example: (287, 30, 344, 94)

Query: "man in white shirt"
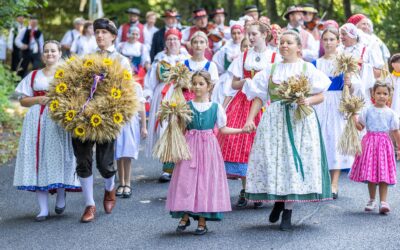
(7, 15, 26, 71)
(60, 17, 85, 57)
(283, 6, 319, 62)
(15, 15, 44, 77)
(143, 11, 159, 52)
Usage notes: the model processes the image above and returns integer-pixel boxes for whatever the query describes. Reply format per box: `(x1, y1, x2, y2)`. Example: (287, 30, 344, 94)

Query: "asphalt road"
(1, 151, 400, 250)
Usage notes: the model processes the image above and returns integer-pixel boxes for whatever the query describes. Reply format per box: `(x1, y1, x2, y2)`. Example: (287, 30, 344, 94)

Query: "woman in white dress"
(313, 28, 362, 199)
(143, 28, 190, 182)
(13, 40, 80, 221)
(339, 23, 384, 105)
(70, 21, 97, 56)
(243, 30, 332, 230)
(212, 23, 244, 104)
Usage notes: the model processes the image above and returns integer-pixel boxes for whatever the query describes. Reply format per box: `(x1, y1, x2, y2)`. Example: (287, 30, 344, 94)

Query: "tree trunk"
(343, 0, 352, 19)
(313, 0, 320, 11)
(266, 0, 279, 23)
(327, 0, 334, 19)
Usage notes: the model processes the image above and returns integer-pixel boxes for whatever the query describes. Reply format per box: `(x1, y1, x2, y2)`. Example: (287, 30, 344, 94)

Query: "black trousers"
(11, 45, 21, 72)
(72, 138, 116, 179)
(19, 51, 42, 77)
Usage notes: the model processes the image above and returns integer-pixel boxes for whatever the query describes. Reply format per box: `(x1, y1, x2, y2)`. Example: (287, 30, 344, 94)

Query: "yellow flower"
(74, 126, 85, 137)
(123, 70, 132, 80)
(83, 59, 94, 68)
(90, 114, 102, 127)
(113, 113, 123, 124)
(111, 87, 122, 99)
(170, 102, 177, 107)
(55, 70, 64, 79)
(67, 56, 76, 63)
(103, 58, 113, 66)
(49, 100, 59, 112)
(65, 110, 76, 121)
(55, 83, 68, 93)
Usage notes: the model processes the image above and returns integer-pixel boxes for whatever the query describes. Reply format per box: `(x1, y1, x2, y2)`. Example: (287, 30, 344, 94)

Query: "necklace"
(393, 70, 400, 77)
(255, 56, 261, 62)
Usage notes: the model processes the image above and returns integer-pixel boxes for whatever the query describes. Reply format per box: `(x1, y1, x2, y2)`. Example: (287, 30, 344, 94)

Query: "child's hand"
(397, 150, 400, 161)
(141, 128, 148, 138)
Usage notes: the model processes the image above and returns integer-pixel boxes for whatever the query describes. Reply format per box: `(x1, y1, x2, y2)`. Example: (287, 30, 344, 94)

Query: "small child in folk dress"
(166, 70, 242, 235)
(115, 84, 147, 198)
(13, 40, 81, 221)
(350, 81, 400, 214)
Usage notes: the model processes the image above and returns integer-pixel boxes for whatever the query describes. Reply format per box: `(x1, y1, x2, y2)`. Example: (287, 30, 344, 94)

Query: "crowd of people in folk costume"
(7, 3, 400, 235)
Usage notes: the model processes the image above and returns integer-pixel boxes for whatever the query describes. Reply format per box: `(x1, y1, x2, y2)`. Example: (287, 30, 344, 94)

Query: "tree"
(0, 0, 47, 30)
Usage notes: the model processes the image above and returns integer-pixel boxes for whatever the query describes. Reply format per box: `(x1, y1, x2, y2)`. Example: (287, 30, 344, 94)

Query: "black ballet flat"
(332, 192, 339, 200)
(35, 215, 48, 222)
(194, 225, 208, 235)
(176, 219, 191, 232)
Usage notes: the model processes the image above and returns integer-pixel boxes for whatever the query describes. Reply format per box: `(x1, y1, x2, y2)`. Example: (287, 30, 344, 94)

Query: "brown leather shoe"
(103, 189, 116, 214)
(80, 206, 96, 223)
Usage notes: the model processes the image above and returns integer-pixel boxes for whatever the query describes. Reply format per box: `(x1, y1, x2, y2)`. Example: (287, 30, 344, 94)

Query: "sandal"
(194, 224, 208, 235)
(116, 185, 124, 197)
(176, 218, 190, 232)
(122, 186, 132, 198)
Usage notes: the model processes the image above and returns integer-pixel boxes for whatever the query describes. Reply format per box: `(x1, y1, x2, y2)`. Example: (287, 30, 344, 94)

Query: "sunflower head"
(123, 70, 132, 80)
(90, 114, 102, 127)
(55, 70, 64, 79)
(113, 113, 123, 124)
(56, 83, 68, 94)
(49, 100, 59, 112)
(111, 87, 122, 99)
(74, 126, 85, 137)
(65, 110, 76, 122)
(170, 102, 177, 108)
(67, 56, 76, 64)
(103, 58, 113, 66)
(83, 59, 94, 68)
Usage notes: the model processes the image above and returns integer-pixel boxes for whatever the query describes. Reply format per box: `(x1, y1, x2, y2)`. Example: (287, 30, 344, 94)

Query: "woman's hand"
(243, 120, 256, 133)
(141, 127, 148, 138)
(344, 74, 352, 87)
(297, 97, 310, 106)
(38, 96, 50, 105)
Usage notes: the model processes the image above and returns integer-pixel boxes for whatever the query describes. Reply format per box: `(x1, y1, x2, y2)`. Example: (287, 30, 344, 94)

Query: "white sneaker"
(364, 199, 376, 212)
(379, 201, 391, 214)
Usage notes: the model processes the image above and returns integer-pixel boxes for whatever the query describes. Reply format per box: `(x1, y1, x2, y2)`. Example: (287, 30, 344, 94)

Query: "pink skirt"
(349, 131, 397, 185)
(166, 129, 232, 213)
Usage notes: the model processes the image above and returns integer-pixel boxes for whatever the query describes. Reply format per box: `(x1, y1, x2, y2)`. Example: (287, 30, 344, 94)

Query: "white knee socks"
(285, 202, 295, 210)
(104, 175, 115, 191)
(56, 188, 66, 208)
(79, 175, 95, 206)
(36, 190, 49, 217)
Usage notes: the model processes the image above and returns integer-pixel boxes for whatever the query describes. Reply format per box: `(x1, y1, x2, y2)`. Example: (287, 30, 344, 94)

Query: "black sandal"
(194, 224, 208, 235)
(122, 186, 132, 198)
(116, 185, 124, 197)
(176, 218, 191, 232)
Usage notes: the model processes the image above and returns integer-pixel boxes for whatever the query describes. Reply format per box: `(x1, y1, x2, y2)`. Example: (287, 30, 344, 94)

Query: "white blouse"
(212, 40, 241, 75)
(243, 60, 331, 105)
(228, 48, 282, 79)
(359, 106, 399, 132)
(70, 35, 98, 56)
(117, 41, 150, 66)
(15, 70, 52, 98)
(190, 101, 227, 128)
(185, 59, 219, 83)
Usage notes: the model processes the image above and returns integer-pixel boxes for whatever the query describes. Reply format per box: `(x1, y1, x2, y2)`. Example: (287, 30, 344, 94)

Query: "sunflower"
(110, 87, 122, 99)
(55, 83, 68, 93)
(113, 113, 123, 124)
(83, 59, 94, 68)
(123, 70, 132, 80)
(90, 114, 102, 127)
(67, 56, 76, 64)
(74, 126, 85, 137)
(170, 102, 177, 108)
(55, 70, 65, 79)
(49, 100, 59, 112)
(103, 58, 113, 66)
(65, 110, 76, 121)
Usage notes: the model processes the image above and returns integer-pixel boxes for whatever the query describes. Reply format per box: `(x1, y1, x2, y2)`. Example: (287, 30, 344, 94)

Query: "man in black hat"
(7, 14, 26, 72)
(74, 18, 131, 223)
(150, 9, 180, 62)
(15, 15, 43, 77)
(211, 8, 230, 41)
(244, 5, 260, 21)
(283, 6, 318, 62)
(117, 8, 144, 44)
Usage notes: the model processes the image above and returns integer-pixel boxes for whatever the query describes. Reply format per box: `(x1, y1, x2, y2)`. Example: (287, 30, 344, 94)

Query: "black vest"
(22, 29, 42, 46)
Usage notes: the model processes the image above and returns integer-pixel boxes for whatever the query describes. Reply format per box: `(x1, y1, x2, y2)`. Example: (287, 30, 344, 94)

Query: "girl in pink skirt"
(166, 70, 242, 235)
(350, 81, 400, 214)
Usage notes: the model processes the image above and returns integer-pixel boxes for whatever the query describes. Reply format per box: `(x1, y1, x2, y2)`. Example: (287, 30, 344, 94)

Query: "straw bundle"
(47, 54, 138, 143)
(276, 74, 312, 120)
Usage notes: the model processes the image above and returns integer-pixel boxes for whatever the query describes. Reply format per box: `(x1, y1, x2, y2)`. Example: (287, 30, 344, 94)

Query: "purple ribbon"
(79, 73, 104, 114)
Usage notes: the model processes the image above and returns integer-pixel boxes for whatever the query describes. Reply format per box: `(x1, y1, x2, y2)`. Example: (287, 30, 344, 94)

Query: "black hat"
(283, 6, 305, 20)
(93, 18, 118, 35)
(126, 8, 141, 16)
(29, 14, 39, 20)
(210, 8, 227, 18)
(244, 5, 260, 14)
